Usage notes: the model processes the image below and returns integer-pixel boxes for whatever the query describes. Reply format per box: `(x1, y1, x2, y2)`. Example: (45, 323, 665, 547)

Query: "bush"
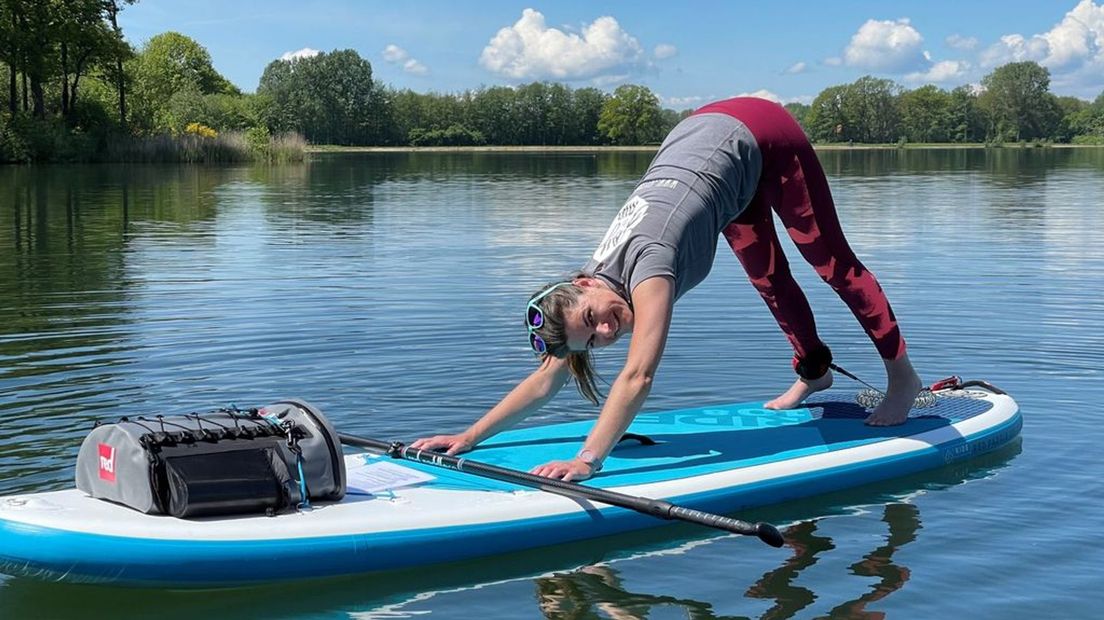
(245, 126, 306, 162)
(408, 124, 486, 146)
(185, 122, 218, 138)
(245, 125, 271, 156)
(0, 113, 30, 163)
(1072, 134, 1104, 145)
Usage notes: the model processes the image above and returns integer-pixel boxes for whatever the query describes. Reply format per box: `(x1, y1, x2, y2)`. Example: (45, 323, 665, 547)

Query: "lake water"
(1, 148, 1102, 618)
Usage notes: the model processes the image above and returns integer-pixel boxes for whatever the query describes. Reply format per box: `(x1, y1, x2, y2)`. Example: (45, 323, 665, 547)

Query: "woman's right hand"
(409, 433, 475, 455)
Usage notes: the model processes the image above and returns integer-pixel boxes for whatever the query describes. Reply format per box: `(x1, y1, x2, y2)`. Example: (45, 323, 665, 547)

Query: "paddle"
(338, 433, 786, 548)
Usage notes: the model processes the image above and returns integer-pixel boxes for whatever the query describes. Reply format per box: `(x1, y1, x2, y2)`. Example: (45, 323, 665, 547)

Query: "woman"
(412, 97, 922, 481)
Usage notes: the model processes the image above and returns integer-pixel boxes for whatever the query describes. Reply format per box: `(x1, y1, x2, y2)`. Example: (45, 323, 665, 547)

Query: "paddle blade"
(757, 522, 786, 548)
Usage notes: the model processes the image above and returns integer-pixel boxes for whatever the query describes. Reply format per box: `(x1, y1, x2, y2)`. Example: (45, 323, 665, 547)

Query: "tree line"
(790, 65, 1104, 145)
(2, 6, 1104, 163)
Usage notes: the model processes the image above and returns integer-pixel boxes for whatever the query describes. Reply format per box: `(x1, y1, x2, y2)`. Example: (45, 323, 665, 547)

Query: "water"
(1, 147, 1102, 618)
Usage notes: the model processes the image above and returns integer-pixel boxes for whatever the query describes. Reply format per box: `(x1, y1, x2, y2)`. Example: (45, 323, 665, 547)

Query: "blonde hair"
(527, 275, 603, 405)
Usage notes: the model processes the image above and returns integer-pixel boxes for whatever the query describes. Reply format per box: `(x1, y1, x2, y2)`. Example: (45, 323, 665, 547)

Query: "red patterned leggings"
(694, 97, 906, 363)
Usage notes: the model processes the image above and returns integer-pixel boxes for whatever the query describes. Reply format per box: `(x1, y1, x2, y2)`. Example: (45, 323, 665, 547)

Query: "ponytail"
(565, 351, 602, 405)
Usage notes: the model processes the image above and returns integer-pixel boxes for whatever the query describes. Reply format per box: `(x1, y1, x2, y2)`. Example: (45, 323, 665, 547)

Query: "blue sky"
(120, 1, 1104, 105)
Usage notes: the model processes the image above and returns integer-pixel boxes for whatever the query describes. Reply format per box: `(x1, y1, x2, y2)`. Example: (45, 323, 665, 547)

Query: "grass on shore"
(107, 130, 308, 163)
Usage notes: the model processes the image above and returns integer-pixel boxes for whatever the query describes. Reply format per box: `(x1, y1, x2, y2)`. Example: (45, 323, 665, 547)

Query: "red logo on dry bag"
(98, 443, 117, 483)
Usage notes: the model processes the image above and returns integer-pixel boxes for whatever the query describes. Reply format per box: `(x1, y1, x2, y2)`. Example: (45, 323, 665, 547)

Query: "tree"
(978, 61, 1061, 141)
(897, 85, 954, 143)
(571, 87, 607, 145)
(947, 86, 985, 143)
(598, 84, 662, 145)
(469, 85, 518, 145)
(9, 0, 51, 117)
(845, 76, 900, 143)
(784, 102, 811, 133)
(104, 0, 137, 128)
(1055, 93, 1090, 142)
(658, 107, 689, 137)
(258, 49, 386, 144)
(130, 32, 238, 132)
(806, 77, 900, 143)
(55, 0, 116, 118)
(514, 82, 551, 145)
(806, 84, 849, 142)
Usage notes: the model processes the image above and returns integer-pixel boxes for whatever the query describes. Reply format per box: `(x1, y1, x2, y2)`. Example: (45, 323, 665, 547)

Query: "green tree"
(130, 31, 238, 132)
(54, 0, 115, 118)
(598, 84, 662, 145)
(544, 82, 573, 145)
(1063, 91, 1104, 142)
(978, 61, 1061, 141)
(948, 86, 985, 142)
(806, 84, 849, 142)
(468, 86, 518, 144)
(897, 85, 954, 143)
(846, 76, 900, 143)
(571, 87, 607, 145)
(1053, 95, 1089, 142)
(784, 102, 811, 133)
(514, 82, 552, 145)
(806, 77, 900, 143)
(258, 49, 386, 145)
(103, 0, 138, 128)
(6, 0, 51, 117)
(658, 107, 689, 137)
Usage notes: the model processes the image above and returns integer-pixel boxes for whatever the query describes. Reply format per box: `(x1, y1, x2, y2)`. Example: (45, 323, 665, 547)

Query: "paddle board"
(0, 382, 1020, 586)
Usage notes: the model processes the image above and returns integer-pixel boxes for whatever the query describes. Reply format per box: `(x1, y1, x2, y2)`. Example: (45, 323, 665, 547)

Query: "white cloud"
(982, 0, 1104, 68)
(402, 59, 429, 76)
(979, 33, 1050, 67)
(905, 59, 970, 83)
(382, 44, 429, 76)
(784, 61, 807, 74)
(280, 47, 320, 62)
(480, 9, 646, 80)
(946, 34, 979, 51)
(979, 0, 1104, 96)
(654, 43, 678, 60)
(382, 44, 407, 63)
(843, 18, 927, 72)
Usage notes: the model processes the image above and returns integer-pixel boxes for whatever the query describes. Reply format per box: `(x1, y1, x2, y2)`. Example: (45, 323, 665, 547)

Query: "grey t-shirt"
(582, 113, 763, 301)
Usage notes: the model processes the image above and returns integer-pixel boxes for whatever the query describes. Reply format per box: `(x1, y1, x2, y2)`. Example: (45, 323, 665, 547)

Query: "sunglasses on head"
(525, 282, 572, 355)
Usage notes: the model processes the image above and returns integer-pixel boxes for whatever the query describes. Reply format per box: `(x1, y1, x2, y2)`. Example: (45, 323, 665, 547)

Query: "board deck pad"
(414, 393, 995, 492)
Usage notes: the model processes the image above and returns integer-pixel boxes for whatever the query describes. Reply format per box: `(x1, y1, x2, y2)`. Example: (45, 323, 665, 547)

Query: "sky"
(118, 0, 1104, 106)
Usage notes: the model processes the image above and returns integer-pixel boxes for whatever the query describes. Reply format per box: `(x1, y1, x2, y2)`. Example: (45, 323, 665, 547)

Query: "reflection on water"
(532, 505, 918, 620)
(537, 564, 719, 619)
(532, 443, 1019, 620)
(745, 519, 834, 618)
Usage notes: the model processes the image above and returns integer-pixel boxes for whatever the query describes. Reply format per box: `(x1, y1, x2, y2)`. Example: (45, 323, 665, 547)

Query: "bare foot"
(765, 371, 833, 410)
(865, 354, 923, 426)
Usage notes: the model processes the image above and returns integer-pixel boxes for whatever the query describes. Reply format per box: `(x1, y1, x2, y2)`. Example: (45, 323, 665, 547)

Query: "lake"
(1, 147, 1102, 618)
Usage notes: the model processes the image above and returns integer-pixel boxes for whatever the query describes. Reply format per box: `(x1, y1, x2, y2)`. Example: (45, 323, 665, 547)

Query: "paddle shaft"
(338, 433, 784, 547)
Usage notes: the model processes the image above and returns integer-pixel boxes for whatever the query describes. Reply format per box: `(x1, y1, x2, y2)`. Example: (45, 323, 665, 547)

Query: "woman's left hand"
(530, 458, 595, 482)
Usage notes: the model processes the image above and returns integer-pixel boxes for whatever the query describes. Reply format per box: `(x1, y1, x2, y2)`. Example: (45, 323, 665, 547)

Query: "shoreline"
(309, 143, 1104, 154)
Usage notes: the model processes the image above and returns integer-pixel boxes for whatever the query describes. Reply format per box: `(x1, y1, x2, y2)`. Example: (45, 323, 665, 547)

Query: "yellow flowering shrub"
(184, 123, 218, 138)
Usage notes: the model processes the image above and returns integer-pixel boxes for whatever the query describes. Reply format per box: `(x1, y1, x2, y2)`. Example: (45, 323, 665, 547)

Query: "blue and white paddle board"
(0, 383, 1020, 587)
